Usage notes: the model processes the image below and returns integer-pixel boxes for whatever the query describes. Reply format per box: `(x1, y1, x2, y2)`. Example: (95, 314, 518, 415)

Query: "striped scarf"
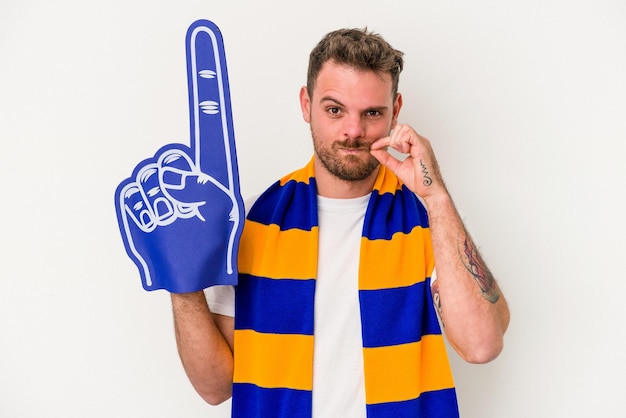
(233, 158, 459, 418)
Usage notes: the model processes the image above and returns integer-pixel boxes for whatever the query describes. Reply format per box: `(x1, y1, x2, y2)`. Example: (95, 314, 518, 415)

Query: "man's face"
(300, 61, 401, 182)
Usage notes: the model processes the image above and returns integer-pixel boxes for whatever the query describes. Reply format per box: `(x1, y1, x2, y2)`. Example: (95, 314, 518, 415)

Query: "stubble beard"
(312, 129, 380, 182)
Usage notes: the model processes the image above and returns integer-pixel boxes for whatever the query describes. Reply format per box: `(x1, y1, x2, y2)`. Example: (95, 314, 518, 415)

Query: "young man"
(171, 28, 510, 418)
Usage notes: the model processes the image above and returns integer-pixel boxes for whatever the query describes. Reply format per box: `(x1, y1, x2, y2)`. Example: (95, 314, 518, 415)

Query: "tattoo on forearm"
(432, 281, 445, 328)
(419, 159, 432, 186)
(461, 238, 501, 303)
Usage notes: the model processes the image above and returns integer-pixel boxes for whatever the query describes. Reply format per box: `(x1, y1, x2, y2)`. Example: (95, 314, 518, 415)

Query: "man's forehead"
(313, 63, 395, 105)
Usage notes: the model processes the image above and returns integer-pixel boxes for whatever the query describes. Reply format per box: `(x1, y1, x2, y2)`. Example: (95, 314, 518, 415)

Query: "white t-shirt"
(205, 194, 370, 418)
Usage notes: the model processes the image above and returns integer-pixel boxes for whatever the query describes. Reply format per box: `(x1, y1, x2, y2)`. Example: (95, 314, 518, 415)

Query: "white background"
(1, 0, 625, 417)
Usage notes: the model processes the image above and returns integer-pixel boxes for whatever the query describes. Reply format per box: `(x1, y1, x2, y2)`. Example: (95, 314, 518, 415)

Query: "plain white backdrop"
(1, 0, 625, 417)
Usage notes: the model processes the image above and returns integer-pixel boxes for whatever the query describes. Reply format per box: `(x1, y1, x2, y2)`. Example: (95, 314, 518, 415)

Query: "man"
(171, 27, 510, 418)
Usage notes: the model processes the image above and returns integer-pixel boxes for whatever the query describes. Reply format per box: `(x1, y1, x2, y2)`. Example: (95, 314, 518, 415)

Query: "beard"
(312, 129, 380, 182)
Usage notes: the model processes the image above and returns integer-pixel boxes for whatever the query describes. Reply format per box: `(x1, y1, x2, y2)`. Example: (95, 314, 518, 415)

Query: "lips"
(333, 140, 371, 152)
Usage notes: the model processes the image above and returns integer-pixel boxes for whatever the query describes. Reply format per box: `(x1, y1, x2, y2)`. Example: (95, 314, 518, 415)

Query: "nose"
(343, 114, 365, 139)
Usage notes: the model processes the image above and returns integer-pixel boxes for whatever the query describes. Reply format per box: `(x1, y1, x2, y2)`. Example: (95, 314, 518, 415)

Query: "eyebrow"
(319, 96, 345, 107)
(319, 96, 389, 113)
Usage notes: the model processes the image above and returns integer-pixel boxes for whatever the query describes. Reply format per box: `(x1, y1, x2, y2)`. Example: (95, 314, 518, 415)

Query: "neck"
(313, 158, 379, 199)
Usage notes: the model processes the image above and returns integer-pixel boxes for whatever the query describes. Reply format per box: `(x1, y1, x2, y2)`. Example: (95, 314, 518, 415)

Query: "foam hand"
(115, 20, 244, 293)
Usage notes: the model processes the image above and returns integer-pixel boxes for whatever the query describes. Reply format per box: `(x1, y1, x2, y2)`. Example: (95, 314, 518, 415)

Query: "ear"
(299, 86, 311, 123)
(391, 92, 403, 129)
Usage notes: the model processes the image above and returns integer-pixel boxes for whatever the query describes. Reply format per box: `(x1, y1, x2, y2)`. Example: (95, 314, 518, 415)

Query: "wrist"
(171, 290, 209, 310)
(420, 189, 457, 215)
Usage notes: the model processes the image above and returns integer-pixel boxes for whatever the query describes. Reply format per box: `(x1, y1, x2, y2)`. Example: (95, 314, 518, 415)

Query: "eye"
(327, 106, 341, 115)
(365, 110, 382, 117)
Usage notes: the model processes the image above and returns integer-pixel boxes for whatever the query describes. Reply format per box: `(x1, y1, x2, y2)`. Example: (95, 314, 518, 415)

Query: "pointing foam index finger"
(185, 19, 238, 191)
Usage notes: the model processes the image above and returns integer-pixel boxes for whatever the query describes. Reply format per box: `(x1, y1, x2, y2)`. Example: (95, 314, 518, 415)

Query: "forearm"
(171, 291, 234, 404)
(425, 193, 510, 364)
(370, 125, 510, 361)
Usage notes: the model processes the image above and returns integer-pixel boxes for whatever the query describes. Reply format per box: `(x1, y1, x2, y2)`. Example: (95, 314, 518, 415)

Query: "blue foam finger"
(115, 20, 245, 293)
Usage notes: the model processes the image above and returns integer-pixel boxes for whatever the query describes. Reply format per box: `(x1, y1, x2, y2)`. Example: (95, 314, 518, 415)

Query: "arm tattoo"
(431, 281, 445, 328)
(461, 238, 501, 303)
(419, 159, 432, 186)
